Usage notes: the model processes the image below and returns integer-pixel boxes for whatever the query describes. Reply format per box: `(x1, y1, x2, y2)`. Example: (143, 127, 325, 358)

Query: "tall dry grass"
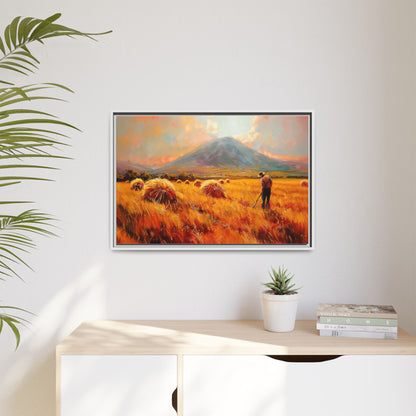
(116, 178, 309, 245)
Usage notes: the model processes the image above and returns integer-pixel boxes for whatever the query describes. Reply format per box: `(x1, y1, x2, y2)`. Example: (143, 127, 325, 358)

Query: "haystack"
(185, 180, 190, 184)
(176, 179, 182, 183)
(219, 179, 225, 184)
(130, 178, 144, 191)
(143, 178, 178, 204)
(201, 180, 226, 198)
(226, 179, 230, 183)
(194, 180, 202, 188)
(300, 180, 308, 188)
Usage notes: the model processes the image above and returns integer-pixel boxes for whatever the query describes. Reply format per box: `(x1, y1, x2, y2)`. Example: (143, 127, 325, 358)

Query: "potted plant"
(261, 265, 300, 332)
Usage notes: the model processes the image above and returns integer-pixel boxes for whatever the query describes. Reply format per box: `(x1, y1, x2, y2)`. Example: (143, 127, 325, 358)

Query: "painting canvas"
(113, 113, 312, 249)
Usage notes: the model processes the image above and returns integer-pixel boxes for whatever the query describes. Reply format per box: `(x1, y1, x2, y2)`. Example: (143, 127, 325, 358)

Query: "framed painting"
(112, 112, 313, 250)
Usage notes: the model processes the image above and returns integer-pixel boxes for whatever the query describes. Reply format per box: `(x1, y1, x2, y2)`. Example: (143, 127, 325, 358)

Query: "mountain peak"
(198, 136, 246, 152)
(150, 135, 307, 176)
(215, 136, 238, 142)
(211, 136, 241, 145)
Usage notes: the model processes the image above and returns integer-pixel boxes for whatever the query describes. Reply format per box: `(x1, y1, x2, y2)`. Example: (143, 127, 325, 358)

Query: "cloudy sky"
(116, 114, 309, 166)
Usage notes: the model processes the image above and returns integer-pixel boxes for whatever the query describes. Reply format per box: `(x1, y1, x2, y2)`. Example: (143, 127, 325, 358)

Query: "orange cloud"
(236, 115, 309, 159)
(116, 115, 216, 166)
(259, 151, 308, 164)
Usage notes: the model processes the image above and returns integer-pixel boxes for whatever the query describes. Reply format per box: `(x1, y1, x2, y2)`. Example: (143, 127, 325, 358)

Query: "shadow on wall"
(0, 263, 106, 416)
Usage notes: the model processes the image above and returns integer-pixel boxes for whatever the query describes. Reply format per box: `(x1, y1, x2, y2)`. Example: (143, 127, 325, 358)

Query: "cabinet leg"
(177, 354, 183, 415)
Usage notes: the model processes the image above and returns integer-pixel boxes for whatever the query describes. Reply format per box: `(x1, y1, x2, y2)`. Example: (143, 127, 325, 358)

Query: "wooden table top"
(56, 320, 416, 356)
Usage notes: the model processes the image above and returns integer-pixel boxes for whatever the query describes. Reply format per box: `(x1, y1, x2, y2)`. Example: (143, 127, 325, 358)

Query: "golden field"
(116, 178, 309, 245)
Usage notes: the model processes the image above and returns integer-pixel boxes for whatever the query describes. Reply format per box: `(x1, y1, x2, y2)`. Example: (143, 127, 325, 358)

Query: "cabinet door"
(183, 355, 287, 416)
(285, 355, 416, 416)
(183, 355, 416, 416)
(61, 355, 177, 416)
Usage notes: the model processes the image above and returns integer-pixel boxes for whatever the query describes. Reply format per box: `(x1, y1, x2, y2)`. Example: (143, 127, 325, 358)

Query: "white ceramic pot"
(261, 291, 299, 332)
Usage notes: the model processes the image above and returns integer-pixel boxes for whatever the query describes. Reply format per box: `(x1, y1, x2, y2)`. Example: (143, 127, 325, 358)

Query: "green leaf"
(4, 25, 11, 51)
(14, 50, 40, 64)
(0, 83, 70, 102)
(0, 176, 53, 182)
(0, 163, 60, 169)
(22, 18, 42, 40)
(1, 306, 33, 313)
(43, 82, 74, 93)
(0, 201, 32, 204)
(0, 126, 70, 138)
(0, 60, 34, 74)
(4, 318, 20, 349)
(0, 108, 56, 118)
(17, 17, 33, 44)
(0, 96, 66, 108)
(0, 306, 33, 349)
(0, 246, 32, 270)
(0, 181, 21, 187)
(0, 118, 80, 131)
(9, 16, 21, 48)
(0, 36, 6, 55)
(0, 157, 66, 163)
(7, 55, 38, 70)
(0, 64, 26, 75)
(0, 210, 55, 276)
(29, 13, 62, 40)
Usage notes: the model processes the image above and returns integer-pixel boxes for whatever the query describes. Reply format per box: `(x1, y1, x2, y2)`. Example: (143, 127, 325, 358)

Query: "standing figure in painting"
(259, 171, 272, 209)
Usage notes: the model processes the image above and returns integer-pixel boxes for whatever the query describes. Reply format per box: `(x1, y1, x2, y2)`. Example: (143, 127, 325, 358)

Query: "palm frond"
(0, 210, 55, 279)
(0, 305, 33, 349)
(0, 83, 75, 176)
(0, 14, 110, 349)
(0, 14, 111, 82)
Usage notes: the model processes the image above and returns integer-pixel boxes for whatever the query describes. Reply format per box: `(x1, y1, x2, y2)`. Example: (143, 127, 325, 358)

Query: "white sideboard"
(56, 320, 416, 416)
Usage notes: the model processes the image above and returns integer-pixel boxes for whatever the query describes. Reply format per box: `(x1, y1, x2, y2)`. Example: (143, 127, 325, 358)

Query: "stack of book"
(317, 303, 398, 339)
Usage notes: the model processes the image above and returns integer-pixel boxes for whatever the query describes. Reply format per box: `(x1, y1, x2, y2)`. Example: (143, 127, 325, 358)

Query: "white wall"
(0, 1, 415, 415)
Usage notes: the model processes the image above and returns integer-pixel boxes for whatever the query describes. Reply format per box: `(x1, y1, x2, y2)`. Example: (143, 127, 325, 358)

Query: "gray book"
(317, 323, 398, 333)
(318, 316, 398, 327)
(319, 329, 397, 339)
(317, 303, 397, 319)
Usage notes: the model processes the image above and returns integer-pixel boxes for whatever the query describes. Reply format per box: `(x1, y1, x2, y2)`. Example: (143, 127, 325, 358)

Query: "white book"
(316, 323, 398, 333)
(319, 330, 397, 339)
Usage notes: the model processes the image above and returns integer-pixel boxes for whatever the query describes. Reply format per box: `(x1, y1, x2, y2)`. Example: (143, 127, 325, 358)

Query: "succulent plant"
(263, 265, 300, 295)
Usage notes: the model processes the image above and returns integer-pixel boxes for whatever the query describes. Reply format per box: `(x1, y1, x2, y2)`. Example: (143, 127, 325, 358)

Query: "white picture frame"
(111, 112, 314, 250)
